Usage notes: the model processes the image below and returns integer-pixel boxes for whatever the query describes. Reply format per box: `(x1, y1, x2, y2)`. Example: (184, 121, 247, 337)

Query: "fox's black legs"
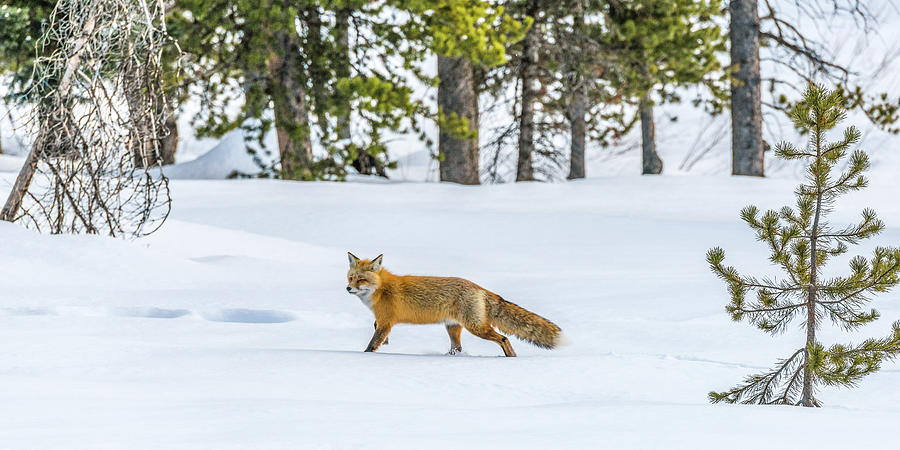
(365, 323, 393, 352)
(446, 324, 463, 354)
(375, 321, 388, 345)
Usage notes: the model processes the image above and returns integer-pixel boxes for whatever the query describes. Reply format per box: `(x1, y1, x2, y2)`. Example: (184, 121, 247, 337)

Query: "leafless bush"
(0, 0, 179, 237)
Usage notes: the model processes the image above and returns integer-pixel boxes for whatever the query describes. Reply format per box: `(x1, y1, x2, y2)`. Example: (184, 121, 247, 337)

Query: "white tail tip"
(555, 333, 572, 347)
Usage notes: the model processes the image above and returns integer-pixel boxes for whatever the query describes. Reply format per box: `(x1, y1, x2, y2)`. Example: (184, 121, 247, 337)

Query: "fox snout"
(347, 284, 365, 295)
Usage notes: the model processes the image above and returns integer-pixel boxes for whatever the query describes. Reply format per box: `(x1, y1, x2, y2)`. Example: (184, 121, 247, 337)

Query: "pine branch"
(819, 250, 900, 306)
(709, 349, 805, 405)
(777, 360, 806, 405)
(708, 248, 805, 332)
(814, 208, 883, 245)
(823, 150, 869, 196)
(820, 301, 879, 330)
(814, 323, 900, 387)
(774, 141, 815, 160)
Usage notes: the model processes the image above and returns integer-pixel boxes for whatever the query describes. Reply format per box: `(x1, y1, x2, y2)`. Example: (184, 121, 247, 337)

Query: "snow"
(0, 154, 24, 173)
(160, 130, 265, 180)
(3, 5, 900, 447)
(3, 166, 900, 448)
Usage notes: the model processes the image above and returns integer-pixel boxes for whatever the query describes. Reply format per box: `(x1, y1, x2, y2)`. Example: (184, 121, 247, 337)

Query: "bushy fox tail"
(490, 296, 564, 349)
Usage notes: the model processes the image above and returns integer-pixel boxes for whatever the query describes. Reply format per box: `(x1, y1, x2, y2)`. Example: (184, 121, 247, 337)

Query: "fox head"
(346, 252, 383, 297)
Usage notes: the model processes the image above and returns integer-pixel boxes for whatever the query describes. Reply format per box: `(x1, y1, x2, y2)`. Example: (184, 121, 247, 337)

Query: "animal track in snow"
(200, 308, 296, 323)
(3, 307, 56, 316)
(112, 307, 192, 319)
(3, 305, 296, 324)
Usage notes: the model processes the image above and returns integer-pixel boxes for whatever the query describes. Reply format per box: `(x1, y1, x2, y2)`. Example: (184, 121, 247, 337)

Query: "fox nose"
(346, 286, 352, 292)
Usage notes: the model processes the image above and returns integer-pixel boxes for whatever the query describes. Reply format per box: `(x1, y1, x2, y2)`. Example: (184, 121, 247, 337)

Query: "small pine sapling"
(707, 84, 900, 407)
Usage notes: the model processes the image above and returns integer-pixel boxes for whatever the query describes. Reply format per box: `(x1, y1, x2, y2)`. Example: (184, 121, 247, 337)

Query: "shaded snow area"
(3, 169, 900, 448)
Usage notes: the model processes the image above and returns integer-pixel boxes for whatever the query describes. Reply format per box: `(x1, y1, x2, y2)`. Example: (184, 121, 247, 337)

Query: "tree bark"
(334, 8, 352, 145)
(567, 86, 586, 179)
(159, 112, 178, 165)
(516, 0, 540, 182)
(1, 143, 39, 222)
(437, 55, 479, 185)
(266, 7, 314, 181)
(566, 0, 586, 180)
(729, 0, 764, 176)
(640, 93, 662, 175)
(305, 6, 329, 130)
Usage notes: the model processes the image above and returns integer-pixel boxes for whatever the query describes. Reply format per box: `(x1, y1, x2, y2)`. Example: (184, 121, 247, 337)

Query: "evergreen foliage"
(0, 1, 56, 97)
(599, 0, 727, 121)
(169, 0, 524, 180)
(708, 84, 900, 407)
(413, 0, 527, 153)
(6, 2, 900, 182)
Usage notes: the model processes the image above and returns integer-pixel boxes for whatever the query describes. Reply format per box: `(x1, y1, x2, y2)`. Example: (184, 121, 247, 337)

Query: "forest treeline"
(1, 0, 898, 182)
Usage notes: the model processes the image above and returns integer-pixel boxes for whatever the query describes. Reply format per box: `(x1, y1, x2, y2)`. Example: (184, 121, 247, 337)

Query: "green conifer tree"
(170, 0, 523, 181)
(707, 84, 900, 407)
(599, 0, 726, 174)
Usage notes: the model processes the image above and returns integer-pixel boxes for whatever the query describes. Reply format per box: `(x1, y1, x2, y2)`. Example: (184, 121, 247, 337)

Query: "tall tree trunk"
(640, 93, 662, 175)
(437, 55, 479, 185)
(567, 87, 586, 179)
(730, 0, 764, 176)
(566, 0, 586, 180)
(305, 6, 329, 130)
(266, 8, 314, 181)
(334, 8, 352, 145)
(516, 0, 540, 182)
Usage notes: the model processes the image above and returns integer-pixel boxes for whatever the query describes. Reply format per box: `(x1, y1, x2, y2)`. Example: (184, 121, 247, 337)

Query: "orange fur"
(347, 252, 563, 357)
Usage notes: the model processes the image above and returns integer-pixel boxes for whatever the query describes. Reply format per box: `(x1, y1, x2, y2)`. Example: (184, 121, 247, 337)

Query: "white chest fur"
(355, 292, 374, 310)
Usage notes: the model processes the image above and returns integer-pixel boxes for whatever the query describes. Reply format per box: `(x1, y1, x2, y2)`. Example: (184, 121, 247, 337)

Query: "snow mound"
(0, 220, 211, 295)
(161, 130, 263, 179)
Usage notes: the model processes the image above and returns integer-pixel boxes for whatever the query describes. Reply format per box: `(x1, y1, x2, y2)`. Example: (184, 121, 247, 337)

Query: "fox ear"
(371, 254, 384, 271)
(348, 252, 360, 267)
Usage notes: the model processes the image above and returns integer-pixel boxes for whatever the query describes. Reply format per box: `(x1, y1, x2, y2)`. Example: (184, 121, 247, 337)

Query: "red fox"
(345, 252, 564, 357)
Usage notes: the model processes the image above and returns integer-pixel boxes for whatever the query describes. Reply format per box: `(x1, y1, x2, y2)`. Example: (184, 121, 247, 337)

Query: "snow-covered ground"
(3, 4, 900, 447)
(3, 161, 900, 448)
